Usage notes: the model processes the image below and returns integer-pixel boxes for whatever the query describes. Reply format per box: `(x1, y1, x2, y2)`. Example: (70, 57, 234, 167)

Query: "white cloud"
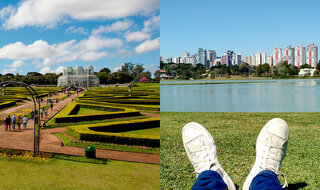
(55, 66, 65, 74)
(79, 35, 123, 51)
(66, 26, 87, 35)
(81, 51, 109, 61)
(10, 60, 25, 68)
(125, 15, 159, 42)
(0, 0, 159, 29)
(0, 40, 57, 60)
(40, 66, 54, 74)
(2, 68, 17, 74)
(134, 37, 159, 54)
(92, 19, 133, 35)
(125, 31, 151, 42)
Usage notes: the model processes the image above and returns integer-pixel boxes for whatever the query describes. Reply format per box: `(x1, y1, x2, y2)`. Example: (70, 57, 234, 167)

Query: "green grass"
(55, 133, 159, 154)
(0, 158, 159, 189)
(76, 107, 108, 115)
(123, 127, 160, 136)
(160, 112, 320, 190)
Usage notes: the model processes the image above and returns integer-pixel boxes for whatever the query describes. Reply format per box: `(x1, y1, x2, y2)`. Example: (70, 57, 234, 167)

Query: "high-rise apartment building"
(198, 48, 207, 66)
(267, 55, 273, 66)
(206, 50, 216, 68)
(284, 46, 294, 65)
(251, 54, 256, 66)
(295, 44, 306, 68)
(255, 51, 267, 65)
(273, 48, 282, 65)
(232, 54, 241, 66)
(307, 43, 318, 68)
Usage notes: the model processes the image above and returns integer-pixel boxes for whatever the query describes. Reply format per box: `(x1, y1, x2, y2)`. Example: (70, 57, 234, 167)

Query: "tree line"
(0, 62, 160, 85)
(161, 61, 320, 80)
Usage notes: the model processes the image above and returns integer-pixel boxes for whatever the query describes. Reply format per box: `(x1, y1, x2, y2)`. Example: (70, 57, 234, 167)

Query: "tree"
(316, 63, 320, 71)
(134, 71, 152, 82)
(153, 70, 160, 82)
(300, 64, 311, 69)
(256, 63, 270, 76)
(230, 65, 239, 75)
(239, 62, 250, 76)
(119, 62, 134, 75)
(99, 67, 111, 74)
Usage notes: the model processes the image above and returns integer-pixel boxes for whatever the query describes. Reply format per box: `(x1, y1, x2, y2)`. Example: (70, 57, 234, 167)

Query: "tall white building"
(255, 51, 267, 65)
(251, 54, 256, 66)
(186, 55, 196, 65)
(307, 43, 318, 68)
(206, 50, 216, 68)
(295, 44, 306, 68)
(198, 48, 207, 66)
(232, 54, 241, 66)
(267, 55, 273, 66)
(284, 46, 294, 65)
(273, 48, 282, 65)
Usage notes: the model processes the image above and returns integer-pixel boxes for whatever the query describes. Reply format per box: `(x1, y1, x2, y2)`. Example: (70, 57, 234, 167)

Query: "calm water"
(160, 79, 320, 112)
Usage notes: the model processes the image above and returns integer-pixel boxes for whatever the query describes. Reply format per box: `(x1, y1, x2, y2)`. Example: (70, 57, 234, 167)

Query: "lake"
(160, 79, 320, 112)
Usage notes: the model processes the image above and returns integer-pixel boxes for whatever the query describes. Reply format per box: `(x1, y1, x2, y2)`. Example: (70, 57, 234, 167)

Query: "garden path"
(0, 92, 160, 164)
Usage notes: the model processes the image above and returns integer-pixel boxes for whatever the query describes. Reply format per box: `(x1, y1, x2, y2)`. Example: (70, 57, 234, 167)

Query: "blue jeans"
(192, 170, 282, 190)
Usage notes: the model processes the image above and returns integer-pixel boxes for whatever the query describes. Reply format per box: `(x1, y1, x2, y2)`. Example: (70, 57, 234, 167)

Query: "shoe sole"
(182, 122, 236, 190)
(242, 118, 288, 190)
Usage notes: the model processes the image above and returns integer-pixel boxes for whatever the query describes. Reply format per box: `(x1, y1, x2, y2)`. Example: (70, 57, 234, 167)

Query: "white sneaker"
(182, 122, 236, 190)
(242, 118, 289, 190)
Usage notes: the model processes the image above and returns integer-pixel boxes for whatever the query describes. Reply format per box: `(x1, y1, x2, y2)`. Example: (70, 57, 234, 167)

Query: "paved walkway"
(0, 93, 160, 165)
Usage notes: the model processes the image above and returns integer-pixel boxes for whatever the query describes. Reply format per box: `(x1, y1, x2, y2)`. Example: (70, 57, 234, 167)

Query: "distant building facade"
(57, 66, 100, 87)
(307, 43, 318, 68)
(295, 44, 306, 68)
(284, 46, 294, 65)
(273, 48, 282, 65)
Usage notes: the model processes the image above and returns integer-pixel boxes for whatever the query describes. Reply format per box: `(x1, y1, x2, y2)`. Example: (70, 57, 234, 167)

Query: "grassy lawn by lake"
(160, 112, 320, 189)
(0, 158, 159, 189)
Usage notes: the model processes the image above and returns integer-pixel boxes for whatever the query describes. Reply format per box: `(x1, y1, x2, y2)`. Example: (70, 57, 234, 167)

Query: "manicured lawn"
(123, 127, 160, 136)
(0, 158, 159, 189)
(76, 107, 108, 115)
(160, 112, 320, 190)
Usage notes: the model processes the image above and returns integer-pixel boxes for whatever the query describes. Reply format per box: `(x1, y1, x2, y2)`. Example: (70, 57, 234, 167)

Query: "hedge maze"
(0, 87, 62, 110)
(56, 83, 160, 149)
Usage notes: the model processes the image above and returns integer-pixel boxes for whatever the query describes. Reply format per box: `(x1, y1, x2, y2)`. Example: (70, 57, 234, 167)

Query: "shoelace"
(187, 137, 214, 175)
(260, 133, 288, 188)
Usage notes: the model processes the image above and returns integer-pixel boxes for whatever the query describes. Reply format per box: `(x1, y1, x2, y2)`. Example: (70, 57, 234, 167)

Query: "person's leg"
(182, 122, 236, 190)
(243, 118, 289, 190)
(249, 170, 282, 190)
(192, 170, 227, 190)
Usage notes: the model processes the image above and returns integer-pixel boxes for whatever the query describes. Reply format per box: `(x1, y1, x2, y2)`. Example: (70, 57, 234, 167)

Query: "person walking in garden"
(7, 115, 11, 131)
(17, 116, 22, 130)
(44, 109, 48, 117)
(40, 107, 44, 118)
(23, 116, 28, 129)
(11, 114, 16, 130)
(4, 115, 10, 131)
(50, 102, 53, 110)
(182, 118, 289, 190)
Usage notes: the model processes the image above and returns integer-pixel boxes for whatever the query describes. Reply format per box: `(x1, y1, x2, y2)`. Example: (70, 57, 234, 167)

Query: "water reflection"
(160, 79, 320, 112)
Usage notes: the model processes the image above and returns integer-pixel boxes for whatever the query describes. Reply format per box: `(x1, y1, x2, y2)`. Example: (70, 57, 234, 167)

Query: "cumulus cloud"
(92, 19, 133, 35)
(2, 68, 17, 74)
(55, 66, 65, 74)
(10, 60, 25, 68)
(134, 37, 159, 54)
(40, 66, 53, 74)
(125, 15, 159, 42)
(66, 26, 87, 35)
(0, 0, 159, 29)
(79, 35, 123, 51)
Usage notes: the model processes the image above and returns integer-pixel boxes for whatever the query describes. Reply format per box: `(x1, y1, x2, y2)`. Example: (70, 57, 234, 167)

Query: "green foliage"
(66, 117, 160, 147)
(300, 64, 311, 69)
(161, 112, 320, 189)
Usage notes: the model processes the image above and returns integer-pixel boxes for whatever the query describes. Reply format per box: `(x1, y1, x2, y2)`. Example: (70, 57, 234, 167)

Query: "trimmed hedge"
(66, 117, 160, 147)
(0, 101, 16, 110)
(53, 102, 141, 123)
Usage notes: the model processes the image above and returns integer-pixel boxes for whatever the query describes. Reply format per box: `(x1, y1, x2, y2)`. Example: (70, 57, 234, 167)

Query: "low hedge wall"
(54, 102, 141, 123)
(0, 101, 16, 110)
(66, 117, 160, 147)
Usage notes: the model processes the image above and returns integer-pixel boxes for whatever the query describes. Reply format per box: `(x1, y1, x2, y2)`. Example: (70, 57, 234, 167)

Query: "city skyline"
(161, 0, 320, 60)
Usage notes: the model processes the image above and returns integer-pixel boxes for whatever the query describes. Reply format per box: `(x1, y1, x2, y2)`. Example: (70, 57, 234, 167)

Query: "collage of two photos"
(160, 0, 319, 189)
(0, 0, 160, 189)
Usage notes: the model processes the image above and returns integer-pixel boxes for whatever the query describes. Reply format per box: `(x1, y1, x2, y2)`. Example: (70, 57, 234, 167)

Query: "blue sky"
(0, 0, 159, 75)
(161, 0, 320, 59)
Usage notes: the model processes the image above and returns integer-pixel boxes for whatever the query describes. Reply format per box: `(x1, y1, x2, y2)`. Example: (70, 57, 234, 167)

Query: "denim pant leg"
(192, 170, 227, 190)
(249, 170, 282, 190)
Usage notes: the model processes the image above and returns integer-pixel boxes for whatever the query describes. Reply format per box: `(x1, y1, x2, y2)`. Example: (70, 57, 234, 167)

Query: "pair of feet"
(182, 118, 289, 190)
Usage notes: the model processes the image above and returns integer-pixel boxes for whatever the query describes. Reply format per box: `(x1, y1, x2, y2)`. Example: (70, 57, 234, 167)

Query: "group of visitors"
(4, 114, 28, 131)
